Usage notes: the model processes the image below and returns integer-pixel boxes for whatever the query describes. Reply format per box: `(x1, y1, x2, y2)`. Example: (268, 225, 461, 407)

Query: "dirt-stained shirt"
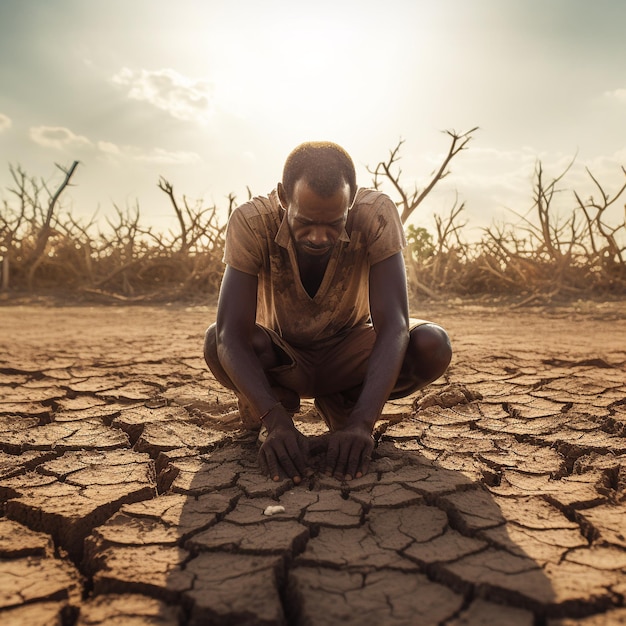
(223, 187, 406, 347)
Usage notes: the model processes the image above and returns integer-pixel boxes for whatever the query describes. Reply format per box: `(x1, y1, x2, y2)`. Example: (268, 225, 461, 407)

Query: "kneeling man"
(205, 141, 451, 483)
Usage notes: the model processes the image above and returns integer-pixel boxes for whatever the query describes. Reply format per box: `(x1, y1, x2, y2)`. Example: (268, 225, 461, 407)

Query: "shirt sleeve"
(222, 206, 263, 275)
(365, 193, 406, 265)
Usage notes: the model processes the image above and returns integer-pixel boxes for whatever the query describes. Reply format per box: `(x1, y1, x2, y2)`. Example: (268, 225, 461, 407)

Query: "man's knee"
(203, 322, 281, 388)
(204, 323, 236, 390)
(411, 323, 452, 370)
(204, 323, 219, 370)
(406, 323, 452, 384)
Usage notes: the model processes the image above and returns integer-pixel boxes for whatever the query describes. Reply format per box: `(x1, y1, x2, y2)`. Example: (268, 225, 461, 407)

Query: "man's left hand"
(324, 423, 375, 481)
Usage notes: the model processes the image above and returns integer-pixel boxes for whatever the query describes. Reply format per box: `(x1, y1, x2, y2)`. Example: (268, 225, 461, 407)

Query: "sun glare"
(197, 6, 395, 144)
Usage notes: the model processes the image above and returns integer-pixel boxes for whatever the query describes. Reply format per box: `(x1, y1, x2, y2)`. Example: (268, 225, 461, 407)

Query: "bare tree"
(158, 177, 189, 253)
(575, 166, 626, 269)
(27, 161, 80, 288)
(368, 127, 478, 224)
(1, 165, 34, 290)
(3, 144, 624, 300)
(1, 161, 79, 289)
(158, 177, 229, 255)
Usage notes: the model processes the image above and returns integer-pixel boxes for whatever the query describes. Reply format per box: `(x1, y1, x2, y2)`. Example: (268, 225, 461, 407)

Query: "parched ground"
(1, 299, 625, 625)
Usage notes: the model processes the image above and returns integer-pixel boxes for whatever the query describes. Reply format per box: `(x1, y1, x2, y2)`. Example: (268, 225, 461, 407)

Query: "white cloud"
(604, 88, 626, 103)
(29, 126, 93, 150)
(0, 112, 13, 132)
(97, 140, 201, 165)
(133, 147, 202, 165)
(97, 140, 122, 155)
(28, 126, 199, 166)
(112, 67, 214, 123)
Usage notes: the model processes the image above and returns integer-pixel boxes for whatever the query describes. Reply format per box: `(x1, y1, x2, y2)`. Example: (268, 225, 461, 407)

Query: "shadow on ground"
(86, 435, 564, 626)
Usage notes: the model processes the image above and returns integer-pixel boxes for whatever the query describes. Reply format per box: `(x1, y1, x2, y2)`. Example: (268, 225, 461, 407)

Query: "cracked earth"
(1, 300, 625, 625)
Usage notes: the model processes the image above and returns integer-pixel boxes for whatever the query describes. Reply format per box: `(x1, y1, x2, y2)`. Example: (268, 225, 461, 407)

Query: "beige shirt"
(223, 187, 406, 347)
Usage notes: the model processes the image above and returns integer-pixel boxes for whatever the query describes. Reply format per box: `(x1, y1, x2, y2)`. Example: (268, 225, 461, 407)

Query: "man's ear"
(277, 182, 288, 209)
(349, 187, 358, 207)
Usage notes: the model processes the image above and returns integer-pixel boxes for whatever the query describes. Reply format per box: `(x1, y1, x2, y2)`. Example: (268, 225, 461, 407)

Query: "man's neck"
(296, 248, 332, 297)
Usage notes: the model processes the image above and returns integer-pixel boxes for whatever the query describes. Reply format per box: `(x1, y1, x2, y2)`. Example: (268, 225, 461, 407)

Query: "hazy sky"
(1, 0, 625, 236)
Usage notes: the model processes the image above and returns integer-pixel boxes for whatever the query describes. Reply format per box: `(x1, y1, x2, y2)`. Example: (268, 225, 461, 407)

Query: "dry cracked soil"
(0, 299, 625, 626)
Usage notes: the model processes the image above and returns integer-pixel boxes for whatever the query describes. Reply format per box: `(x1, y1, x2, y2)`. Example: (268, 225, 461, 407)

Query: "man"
(204, 142, 451, 483)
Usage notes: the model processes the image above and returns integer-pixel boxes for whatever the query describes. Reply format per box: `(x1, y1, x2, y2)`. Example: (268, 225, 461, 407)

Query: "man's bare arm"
(216, 265, 309, 482)
(215, 266, 277, 417)
(324, 252, 410, 479)
(352, 251, 410, 428)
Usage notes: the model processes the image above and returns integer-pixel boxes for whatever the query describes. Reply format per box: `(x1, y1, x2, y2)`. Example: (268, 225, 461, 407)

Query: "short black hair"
(282, 141, 357, 201)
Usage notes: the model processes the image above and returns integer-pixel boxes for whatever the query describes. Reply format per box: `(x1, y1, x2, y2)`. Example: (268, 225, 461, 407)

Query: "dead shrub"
(2, 139, 625, 302)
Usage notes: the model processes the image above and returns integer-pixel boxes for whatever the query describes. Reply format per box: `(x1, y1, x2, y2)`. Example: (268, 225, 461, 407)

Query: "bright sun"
(203, 7, 387, 144)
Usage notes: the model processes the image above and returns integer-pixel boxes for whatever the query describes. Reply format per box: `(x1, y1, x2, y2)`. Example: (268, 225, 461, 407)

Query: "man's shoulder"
(350, 188, 400, 225)
(231, 190, 280, 221)
(223, 190, 282, 271)
(354, 188, 396, 207)
(347, 188, 405, 257)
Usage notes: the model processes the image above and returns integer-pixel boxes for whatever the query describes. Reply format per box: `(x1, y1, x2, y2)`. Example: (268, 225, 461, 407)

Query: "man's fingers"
(324, 439, 339, 476)
(334, 440, 352, 480)
(324, 431, 375, 480)
(261, 446, 281, 481)
(346, 444, 364, 481)
(287, 435, 309, 478)
(259, 427, 312, 484)
(275, 441, 300, 482)
(359, 450, 372, 478)
(357, 440, 374, 478)
(258, 450, 269, 476)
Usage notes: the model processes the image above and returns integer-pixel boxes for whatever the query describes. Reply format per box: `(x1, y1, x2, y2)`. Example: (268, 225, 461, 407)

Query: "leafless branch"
(368, 127, 478, 224)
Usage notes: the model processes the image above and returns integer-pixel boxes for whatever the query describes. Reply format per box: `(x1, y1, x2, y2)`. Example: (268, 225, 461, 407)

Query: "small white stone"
(263, 505, 286, 516)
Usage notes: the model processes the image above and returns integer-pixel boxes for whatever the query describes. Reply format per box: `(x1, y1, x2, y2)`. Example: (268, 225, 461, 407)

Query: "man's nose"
(308, 227, 329, 245)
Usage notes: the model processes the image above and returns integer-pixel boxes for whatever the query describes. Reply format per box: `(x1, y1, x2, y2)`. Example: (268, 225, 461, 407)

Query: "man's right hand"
(258, 404, 311, 483)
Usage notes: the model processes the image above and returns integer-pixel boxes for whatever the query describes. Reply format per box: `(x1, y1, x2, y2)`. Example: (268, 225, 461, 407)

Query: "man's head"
(279, 141, 357, 203)
(278, 142, 357, 257)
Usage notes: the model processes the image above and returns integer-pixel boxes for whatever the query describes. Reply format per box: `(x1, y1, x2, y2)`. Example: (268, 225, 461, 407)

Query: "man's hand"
(324, 423, 375, 481)
(258, 405, 311, 483)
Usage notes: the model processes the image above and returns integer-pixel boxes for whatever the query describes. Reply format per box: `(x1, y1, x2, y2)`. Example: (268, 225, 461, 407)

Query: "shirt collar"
(271, 188, 351, 249)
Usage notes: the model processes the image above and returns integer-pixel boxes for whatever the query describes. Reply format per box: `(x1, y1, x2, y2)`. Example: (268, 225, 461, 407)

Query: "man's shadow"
(81, 394, 587, 626)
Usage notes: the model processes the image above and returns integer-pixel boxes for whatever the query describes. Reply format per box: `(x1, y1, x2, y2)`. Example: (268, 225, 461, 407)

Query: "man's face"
(284, 179, 351, 257)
